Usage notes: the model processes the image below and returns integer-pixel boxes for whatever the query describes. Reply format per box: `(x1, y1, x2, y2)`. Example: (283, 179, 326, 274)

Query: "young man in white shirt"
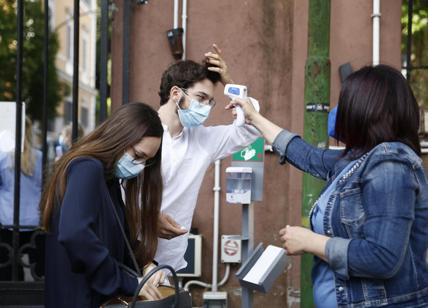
(155, 46, 260, 271)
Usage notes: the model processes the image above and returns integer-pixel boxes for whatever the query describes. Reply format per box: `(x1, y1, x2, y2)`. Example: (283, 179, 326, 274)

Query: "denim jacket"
(273, 130, 428, 307)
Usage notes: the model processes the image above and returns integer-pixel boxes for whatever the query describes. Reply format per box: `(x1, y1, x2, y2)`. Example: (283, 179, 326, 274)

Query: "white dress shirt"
(155, 123, 260, 270)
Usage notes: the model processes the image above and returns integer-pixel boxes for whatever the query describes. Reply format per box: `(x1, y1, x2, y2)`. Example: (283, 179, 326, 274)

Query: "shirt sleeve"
(196, 124, 261, 161)
(326, 159, 417, 280)
(272, 130, 342, 180)
(58, 158, 138, 296)
(0, 154, 5, 187)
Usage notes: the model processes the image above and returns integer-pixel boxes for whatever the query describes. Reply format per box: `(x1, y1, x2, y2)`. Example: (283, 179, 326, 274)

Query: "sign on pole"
(0, 102, 26, 152)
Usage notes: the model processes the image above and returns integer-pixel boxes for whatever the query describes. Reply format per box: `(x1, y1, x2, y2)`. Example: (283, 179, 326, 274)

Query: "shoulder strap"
(106, 191, 142, 277)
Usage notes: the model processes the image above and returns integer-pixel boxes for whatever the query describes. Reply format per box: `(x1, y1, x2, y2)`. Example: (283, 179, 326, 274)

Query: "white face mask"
(176, 97, 212, 128)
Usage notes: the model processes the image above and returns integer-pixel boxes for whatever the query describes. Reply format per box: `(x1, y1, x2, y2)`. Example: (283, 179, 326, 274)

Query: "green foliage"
(402, 0, 428, 34)
(402, 0, 428, 108)
(0, 0, 67, 121)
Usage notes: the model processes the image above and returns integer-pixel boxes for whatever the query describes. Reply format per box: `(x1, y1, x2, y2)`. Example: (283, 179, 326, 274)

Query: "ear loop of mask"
(175, 90, 186, 111)
(175, 88, 186, 114)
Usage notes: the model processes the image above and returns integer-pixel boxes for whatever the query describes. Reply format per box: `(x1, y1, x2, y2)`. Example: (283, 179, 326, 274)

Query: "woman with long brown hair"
(41, 102, 164, 308)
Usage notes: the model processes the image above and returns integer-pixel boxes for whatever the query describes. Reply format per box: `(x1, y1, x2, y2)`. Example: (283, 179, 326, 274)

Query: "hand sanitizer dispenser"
(226, 167, 253, 204)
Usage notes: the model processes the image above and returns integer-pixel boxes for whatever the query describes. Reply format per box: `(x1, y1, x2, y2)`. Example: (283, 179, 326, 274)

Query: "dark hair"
(335, 64, 421, 156)
(41, 102, 163, 266)
(158, 60, 221, 105)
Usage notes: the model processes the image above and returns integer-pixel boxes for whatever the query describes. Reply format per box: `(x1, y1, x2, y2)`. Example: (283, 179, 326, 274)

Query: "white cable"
(184, 264, 231, 291)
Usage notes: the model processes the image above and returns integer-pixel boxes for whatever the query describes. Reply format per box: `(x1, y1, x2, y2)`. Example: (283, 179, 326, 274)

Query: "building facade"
(110, 1, 403, 307)
(50, 0, 97, 135)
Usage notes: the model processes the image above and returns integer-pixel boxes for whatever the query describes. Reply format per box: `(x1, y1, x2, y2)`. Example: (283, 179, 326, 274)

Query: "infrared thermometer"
(224, 84, 260, 126)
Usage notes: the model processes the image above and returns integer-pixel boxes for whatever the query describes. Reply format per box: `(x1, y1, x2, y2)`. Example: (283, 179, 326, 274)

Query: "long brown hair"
(10, 117, 36, 176)
(40, 102, 163, 267)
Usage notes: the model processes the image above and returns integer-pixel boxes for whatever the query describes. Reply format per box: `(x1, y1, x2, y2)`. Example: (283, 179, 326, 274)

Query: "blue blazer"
(45, 158, 138, 308)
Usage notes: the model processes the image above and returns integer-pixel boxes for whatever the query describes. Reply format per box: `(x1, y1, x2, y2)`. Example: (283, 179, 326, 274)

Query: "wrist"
(222, 77, 233, 86)
(304, 232, 317, 253)
(306, 232, 329, 260)
(249, 112, 263, 126)
(143, 262, 155, 274)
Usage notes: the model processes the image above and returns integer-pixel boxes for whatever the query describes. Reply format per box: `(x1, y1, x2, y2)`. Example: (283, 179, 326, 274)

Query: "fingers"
(205, 44, 232, 85)
(149, 272, 164, 287)
(232, 98, 251, 110)
(207, 67, 223, 74)
(167, 224, 187, 235)
(141, 284, 162, 300)
(159, 271, 166, 285)
(212, 43, 222, 55)
(164, 214, 187, 233)
(224, 99, 245, 111)
(206, 58, 222, 67)
(205, 49, 225, 70)
(165, 214, 181, 228)
(162, 227, 187, 239)
(225, 101, 235, 110)
(205, 57, 226, 73)
(279, 225, 290, 235)
(205, 52, 221, 61)
(159, 214, 187, 239)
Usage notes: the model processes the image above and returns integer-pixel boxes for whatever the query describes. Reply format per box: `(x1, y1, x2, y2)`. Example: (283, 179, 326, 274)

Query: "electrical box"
(225, 167, 253, 204)
(203, 291, 228, 308)
(177, 234, 202, 277)
(221, 235, 241, 263)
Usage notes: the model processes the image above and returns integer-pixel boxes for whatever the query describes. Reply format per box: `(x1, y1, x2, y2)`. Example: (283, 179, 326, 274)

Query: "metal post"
(122, 0, 131, 105)
(241, 203, 254, 308)
(72, 0, 80, 142)
(12, 0, 24, 281)
(42, 0, 49, 183)
(301, 1, 331, 307)
(406, 0, 414, 80)
(99, 0, 109, 123)
(211, 160, 221, 292)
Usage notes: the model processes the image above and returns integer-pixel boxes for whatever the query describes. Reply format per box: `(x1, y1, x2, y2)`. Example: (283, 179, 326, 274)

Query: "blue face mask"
(177, 98, 212, 128)
(115, 152, 145, 180)
(328, 106, 338, 139)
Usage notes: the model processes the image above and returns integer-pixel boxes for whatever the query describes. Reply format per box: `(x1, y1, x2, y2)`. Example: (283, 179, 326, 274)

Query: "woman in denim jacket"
(229, 65, 428, 307)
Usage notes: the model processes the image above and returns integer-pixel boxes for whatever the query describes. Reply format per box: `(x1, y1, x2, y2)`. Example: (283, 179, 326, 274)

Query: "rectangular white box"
(221, 235, 241, 263)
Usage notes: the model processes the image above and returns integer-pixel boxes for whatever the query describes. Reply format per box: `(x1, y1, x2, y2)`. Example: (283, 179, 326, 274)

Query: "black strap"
(106, 191, 142, 277)
(130, 264, 180, 308)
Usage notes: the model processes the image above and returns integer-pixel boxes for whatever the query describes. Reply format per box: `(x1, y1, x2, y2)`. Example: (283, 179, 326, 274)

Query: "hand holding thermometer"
(224, 84, 260, 126)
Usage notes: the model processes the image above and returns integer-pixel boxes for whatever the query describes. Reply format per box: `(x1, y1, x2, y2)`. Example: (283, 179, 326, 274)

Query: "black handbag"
(102, 264, 192, 308)
(102, 195, 192, 308)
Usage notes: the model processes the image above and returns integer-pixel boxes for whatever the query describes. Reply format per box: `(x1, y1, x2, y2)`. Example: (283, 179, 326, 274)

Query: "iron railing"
(0, 0, 111, 305)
